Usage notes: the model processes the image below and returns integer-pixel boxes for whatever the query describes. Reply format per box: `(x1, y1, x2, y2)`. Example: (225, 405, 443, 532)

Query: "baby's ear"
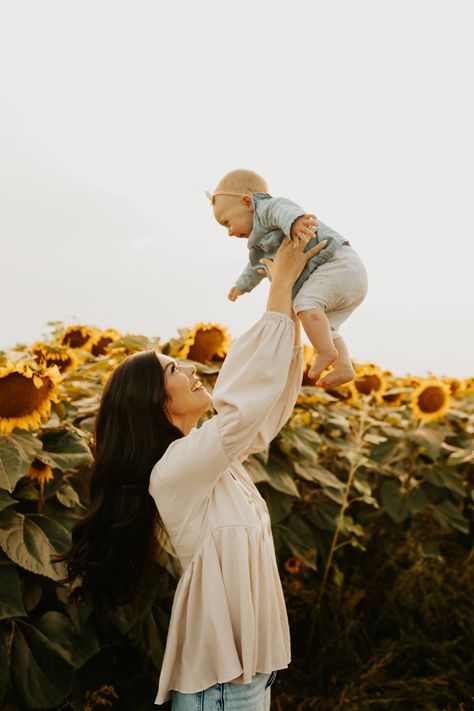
(241, 194, 253, 210)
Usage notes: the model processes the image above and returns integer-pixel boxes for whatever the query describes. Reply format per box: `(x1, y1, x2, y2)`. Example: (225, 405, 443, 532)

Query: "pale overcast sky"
(1, 1, 473, 377)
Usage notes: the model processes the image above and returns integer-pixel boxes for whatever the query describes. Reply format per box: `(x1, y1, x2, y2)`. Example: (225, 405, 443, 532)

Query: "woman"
(61, 234, 326, 710)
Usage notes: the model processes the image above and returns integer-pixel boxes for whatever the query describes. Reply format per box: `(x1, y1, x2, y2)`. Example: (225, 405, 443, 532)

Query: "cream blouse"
(149, 311, 304, 705)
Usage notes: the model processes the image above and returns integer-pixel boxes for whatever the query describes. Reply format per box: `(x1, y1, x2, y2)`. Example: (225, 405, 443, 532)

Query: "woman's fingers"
(304, 239, 328, 259)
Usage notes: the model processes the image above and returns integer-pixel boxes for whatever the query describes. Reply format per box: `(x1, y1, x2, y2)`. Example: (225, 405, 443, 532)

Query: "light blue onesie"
(234, 192, 368, 340)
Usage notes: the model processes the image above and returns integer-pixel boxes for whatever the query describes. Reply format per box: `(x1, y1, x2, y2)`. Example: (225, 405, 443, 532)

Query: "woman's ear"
(241, 194, 254, 211)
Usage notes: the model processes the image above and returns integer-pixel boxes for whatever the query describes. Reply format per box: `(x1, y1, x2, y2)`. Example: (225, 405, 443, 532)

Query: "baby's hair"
(215, 169, 268, 195)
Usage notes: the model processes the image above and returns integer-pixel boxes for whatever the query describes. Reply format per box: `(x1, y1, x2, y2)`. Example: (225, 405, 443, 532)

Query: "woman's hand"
(264, 235, 328, 318)
(259, 236, 327, 283)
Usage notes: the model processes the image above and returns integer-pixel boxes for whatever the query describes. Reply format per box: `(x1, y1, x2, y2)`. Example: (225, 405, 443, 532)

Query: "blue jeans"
(170, 671, 277, 710)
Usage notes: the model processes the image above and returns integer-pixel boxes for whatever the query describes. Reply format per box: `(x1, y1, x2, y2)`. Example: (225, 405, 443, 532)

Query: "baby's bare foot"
(308, 349, 338, 381)
(317, 364, 355, 389)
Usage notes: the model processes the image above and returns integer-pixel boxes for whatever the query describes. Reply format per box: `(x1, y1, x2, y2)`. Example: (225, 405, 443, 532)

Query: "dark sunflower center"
(62, 330, 89, 348)
(355, 374, 382, 394)
(0, 373, 51, 417)
(383, 392, 401, 403)
(32, 459, 48, 471)
(187, 329, 223, 362)
(92, 337, 113, 357)
(418, 386, 446, 413)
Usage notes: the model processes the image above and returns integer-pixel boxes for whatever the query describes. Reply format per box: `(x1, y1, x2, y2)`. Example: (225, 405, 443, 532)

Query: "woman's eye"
(171, 364, 176, 372)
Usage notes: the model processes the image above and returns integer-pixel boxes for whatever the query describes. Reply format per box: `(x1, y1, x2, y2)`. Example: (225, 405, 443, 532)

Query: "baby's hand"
(227, 286, 246, 302)
(290, 214, 319, 248)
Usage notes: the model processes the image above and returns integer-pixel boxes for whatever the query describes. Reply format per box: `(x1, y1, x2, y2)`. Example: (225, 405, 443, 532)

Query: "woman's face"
(156, 353, 212, 433)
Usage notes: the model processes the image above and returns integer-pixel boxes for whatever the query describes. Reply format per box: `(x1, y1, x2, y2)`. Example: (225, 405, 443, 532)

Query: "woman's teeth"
(191, 381, 202, 391)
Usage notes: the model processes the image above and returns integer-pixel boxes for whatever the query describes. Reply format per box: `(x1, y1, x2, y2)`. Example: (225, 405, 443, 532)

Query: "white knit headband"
(204, 190, 246, 205)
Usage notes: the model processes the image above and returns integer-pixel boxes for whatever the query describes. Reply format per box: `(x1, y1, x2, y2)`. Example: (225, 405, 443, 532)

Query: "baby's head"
(209, 169, 268, 239)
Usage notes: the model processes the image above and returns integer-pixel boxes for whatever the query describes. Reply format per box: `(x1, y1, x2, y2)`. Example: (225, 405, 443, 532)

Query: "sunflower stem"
(305, 406, 368, 657)
(38, 480, 45, 513)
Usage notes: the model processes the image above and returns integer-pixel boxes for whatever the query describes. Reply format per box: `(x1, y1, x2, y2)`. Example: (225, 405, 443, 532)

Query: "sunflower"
(32, 342, 79, 373)
(401, 375, 423, 389)
(381, 381, 409, 407)
(58, 325, 97, 350)
(443, 378, 466, 398)
(284, 557, 302, 574)
(381, 390, 405, 407)
(27, 459, 54, 485)
(410, 378, 451, 423)
(89, 328, 122, 357)
(353, 363, 387, 401)
(325, 381, 359, 405)
(0, 360, 61, 434)
(463, 377, 474, 395)
(177, 323, 232, 363)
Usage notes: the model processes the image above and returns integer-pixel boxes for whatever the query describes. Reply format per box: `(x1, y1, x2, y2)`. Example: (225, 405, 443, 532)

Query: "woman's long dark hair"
(55, 350, 183, 611)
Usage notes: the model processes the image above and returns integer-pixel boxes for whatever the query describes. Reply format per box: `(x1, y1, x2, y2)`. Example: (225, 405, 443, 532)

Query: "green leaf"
(380, 480, 429, 523)
(56, 481, 85, 509)
(266, 457, 300, 498)
(277, 427, 320, 465)
(0, 622, 13, 701)
(0, 431, 42, 493)
(0, 490, 16, 512)
(432, 499, 469, 534)
(38, 428, 92, 471)
(339, 516, 364, 537)
(352, 476, 372, 496)
(332, 565, 344, 588)
(10, 619, 73, 707)
(446, 447, 474, 466)
(370, 438, 404, 463)
(420, 465, 467, 498)
(244, 455, 271, 484)
(364, 433, 388, 445)
(380, 480, 410, 522)
(261, 485, 294, 524)
(307, 496, 340, 532)
(407, 427, 445, 460)
(277, 516, 317, 570)
(0, 564, 27, 619)
(293, 461, 344, 489)
(35, 611, 100, 668)
(0, 508, 69, 580)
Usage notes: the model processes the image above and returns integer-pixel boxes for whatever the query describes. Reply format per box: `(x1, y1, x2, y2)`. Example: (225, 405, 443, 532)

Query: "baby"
(207, 169, 368, 389)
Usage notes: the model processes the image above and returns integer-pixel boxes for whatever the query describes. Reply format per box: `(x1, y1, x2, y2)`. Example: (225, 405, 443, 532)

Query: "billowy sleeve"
(150, 312, 301, 501)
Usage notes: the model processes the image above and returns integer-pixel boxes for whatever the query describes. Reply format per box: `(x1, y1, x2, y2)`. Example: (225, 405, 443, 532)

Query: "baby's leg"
(298, 308, 338, 380)
(317, 337, 355, 388)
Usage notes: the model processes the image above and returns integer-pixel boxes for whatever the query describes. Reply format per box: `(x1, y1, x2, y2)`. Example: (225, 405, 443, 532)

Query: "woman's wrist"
(291, 309, 302, 345)
(266, 278, 293, 317)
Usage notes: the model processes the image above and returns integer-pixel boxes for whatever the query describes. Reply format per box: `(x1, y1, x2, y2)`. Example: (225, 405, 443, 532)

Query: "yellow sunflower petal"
(28, 459, 54, 485)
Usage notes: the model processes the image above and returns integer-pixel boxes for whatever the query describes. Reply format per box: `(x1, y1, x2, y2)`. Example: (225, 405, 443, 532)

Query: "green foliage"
(0, 335, 472, 709)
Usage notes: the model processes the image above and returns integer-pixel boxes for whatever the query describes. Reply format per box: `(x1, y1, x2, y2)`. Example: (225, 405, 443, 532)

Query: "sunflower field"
(0, 322, 473, 711)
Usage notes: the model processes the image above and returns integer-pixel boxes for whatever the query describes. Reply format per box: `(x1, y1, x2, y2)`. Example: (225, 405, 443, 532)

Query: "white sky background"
(1, 0, 473, 377)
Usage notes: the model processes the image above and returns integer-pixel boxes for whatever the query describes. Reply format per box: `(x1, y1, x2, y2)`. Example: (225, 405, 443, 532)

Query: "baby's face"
(213, 195, 254, 239)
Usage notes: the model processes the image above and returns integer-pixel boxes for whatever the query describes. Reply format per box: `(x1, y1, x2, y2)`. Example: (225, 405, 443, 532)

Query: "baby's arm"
(258, 196, 318, 245)
(228, 262, 266, 301)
